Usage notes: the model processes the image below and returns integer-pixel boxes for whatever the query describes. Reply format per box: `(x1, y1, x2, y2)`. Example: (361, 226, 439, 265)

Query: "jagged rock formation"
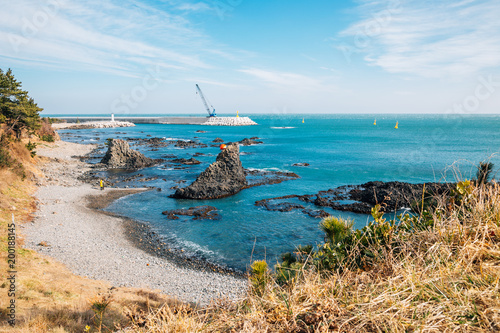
(100, 139, 159, 169)
(172, 143, 247, 199)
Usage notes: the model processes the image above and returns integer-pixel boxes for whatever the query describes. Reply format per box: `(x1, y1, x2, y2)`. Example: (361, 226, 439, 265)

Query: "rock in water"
(100, 139, 158, 169)
(172, 143, 247, 199)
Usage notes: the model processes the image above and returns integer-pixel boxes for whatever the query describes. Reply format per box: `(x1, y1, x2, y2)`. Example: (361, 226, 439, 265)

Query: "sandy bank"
(24, 141, 247, 305)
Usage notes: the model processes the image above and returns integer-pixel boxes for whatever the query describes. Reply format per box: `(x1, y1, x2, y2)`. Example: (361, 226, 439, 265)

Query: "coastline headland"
(57, 116, 258, 126)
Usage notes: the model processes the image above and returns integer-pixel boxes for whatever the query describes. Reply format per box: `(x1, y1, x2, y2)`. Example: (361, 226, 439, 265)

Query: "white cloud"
(176, 2, 211, 12)
(238, 68, 336, 91)
(0, 0, 233, 77)
(339, 0, 500, 78)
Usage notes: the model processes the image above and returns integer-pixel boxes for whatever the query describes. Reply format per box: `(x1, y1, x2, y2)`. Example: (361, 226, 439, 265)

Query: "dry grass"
(0, 134, 176, 332)
(129, 183, 500, 332)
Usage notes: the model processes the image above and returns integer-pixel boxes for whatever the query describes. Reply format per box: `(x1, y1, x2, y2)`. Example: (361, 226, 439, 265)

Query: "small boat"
(395, 121, 398, 129)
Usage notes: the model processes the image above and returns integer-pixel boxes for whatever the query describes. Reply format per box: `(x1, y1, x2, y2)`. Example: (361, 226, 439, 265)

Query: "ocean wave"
(178, 239, 217, 256)
(246, 167, 291, 173)
(164, 137, 190, 141)
(270, 126, 296, 129)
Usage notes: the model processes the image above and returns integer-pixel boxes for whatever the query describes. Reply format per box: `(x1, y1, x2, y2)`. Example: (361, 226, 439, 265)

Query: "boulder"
(100, 139, 159, 169)
(172, 143, 247, 199)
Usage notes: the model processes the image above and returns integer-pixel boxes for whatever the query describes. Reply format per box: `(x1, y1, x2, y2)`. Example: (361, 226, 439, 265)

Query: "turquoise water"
(56, 114, 500, 271)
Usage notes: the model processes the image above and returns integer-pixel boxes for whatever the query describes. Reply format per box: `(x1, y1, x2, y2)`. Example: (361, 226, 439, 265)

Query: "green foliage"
(0, 144, 12, 168)
(0, 68, 43, 139)
(88, 294, 112, 333)
(320, 216, 353, 245)
(25, 141, 37, 157)
(476, 161, 494, 186)
(41, 134, 55, 142)
(250, 260, 269, 296)
(276, 204, 414, 282)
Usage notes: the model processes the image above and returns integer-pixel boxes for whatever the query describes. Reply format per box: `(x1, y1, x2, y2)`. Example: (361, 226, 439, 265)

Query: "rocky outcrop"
(162, 206, 220, 220)
(174, 140, 208, 149)
(256, 181, 451, 216)
(100, 139, 159, 169)
(237, 138, 263, 146)
(171, 158, 201, 165)
(172, 143, 247, 199)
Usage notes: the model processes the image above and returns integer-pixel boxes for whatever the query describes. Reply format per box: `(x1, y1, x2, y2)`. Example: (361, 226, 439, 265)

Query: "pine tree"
(0, 68, 42, 139)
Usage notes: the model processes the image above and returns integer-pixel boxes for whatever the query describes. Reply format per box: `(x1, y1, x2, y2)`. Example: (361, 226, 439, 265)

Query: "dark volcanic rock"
(237, 138, 264, 146)
(174, 140, 207, 149)
(171, 157, 201, 165)
(256, 181, 451, 216)
(245, 169, 300, 187)
(100, 139, 160, 169)
(195, 130, 207, 133)
(293, 163, 310, 167)
(162, 205, 220, 220)
(212, 137, 224, 143)
(302, 209, 331, 218)
(172, 143, 247, 199)
(347, 181, 450, 213)
(255, 196, 305, 212)
(128, 137, 170, 148)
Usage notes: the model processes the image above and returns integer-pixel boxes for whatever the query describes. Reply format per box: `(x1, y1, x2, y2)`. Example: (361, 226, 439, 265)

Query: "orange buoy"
(220, 144, 226, 150)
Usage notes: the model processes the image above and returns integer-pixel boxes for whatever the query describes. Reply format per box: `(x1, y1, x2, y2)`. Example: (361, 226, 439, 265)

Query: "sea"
(51, 113, 500, 271)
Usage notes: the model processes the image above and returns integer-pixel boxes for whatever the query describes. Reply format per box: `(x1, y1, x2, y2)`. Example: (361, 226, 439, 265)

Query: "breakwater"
(204, 117, 257, 126)
(58, 116, 257, 126)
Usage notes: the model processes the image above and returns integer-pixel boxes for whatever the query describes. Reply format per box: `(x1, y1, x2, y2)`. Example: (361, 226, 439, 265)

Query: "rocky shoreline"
(256, 181, 452, 216)
(25, 141, 247, 305)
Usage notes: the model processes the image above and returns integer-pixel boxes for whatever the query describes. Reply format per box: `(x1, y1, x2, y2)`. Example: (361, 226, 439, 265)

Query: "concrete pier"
(57, 116, 257, 126)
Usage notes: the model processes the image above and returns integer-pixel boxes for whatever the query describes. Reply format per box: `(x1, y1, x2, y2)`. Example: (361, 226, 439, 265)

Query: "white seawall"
(202, 117, 257, 126)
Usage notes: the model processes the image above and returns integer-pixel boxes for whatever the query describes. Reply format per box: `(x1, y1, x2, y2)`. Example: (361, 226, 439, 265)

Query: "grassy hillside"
(130, 182, 500, 332)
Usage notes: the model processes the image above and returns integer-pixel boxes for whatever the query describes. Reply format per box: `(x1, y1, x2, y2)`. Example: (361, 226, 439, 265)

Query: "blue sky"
(1, 0, 500, 115)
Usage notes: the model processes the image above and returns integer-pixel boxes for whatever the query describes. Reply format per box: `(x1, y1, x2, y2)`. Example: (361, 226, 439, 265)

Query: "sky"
(1, 0, 500, 115)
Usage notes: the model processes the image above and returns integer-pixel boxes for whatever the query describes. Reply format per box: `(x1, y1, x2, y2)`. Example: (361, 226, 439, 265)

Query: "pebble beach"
(24, 141, 247, 305)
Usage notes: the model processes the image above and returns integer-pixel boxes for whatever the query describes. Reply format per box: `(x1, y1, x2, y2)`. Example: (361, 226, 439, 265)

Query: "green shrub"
(25, 141, 37, 157)
(250, 260, 269, 296)
(0, 145, 12, 168)
(41, 134, 55, 142)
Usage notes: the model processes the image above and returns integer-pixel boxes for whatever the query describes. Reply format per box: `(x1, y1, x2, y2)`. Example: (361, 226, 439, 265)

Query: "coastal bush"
(476, 161, 494, 186)
(26, 140, 37, 157)
(0, 144, 12, 168)
(250, 260, 269, 296)
(38, 118, 58, 142)
(41, 134, 55, 142)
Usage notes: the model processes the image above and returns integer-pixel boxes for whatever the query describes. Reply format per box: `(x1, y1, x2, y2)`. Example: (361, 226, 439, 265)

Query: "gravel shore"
(24, 141, 247, 305)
